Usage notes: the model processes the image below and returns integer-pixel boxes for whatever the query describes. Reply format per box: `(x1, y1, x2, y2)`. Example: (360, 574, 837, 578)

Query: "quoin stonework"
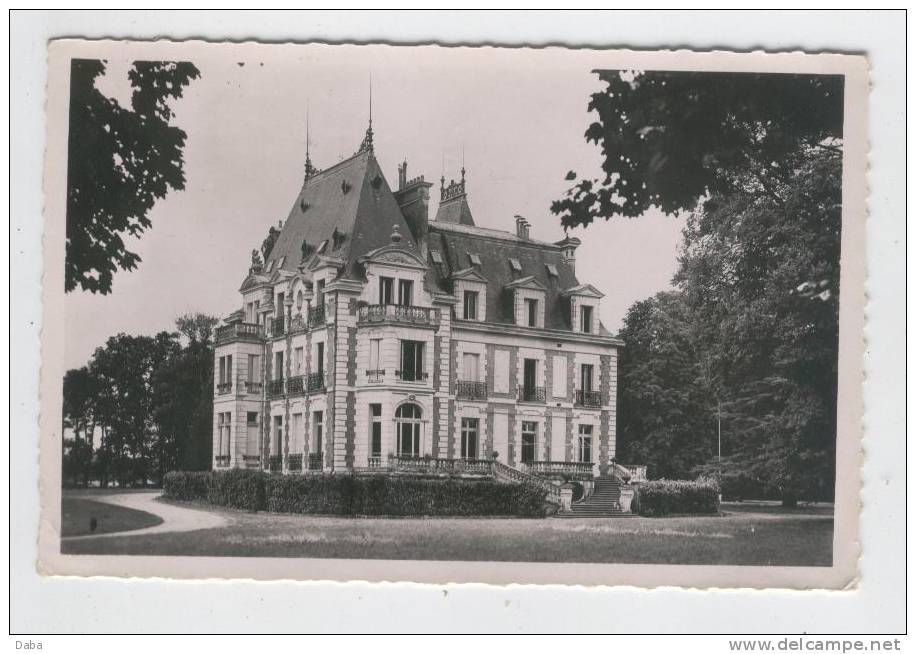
(212, 121, 643, 511)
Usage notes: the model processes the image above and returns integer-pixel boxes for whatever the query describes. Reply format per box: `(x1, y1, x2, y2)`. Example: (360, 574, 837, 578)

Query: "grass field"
(61, 496, 163, 537)
(61, 494, 833, 566)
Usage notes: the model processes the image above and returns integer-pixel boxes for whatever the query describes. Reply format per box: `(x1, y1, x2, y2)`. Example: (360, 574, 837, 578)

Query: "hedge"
(163, 470, 548, 517)
(632, 478, 720, 516)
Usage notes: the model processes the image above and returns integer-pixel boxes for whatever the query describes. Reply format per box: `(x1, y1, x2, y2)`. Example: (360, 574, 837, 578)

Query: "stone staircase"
(558, 476, 636, 518)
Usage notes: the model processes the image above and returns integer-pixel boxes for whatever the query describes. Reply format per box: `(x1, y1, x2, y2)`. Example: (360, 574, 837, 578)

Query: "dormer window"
(580, 305, 594, 334)
(509, 258, 522, 272)
(317, 239, 328, 254)
(277, 256, 286, 269)
(430, 250, 443, 264)
(468, 253, 482, 267)
(545, 263, 558, 277)
(463, 290, 479, 320)
(265, 260, 275, 273)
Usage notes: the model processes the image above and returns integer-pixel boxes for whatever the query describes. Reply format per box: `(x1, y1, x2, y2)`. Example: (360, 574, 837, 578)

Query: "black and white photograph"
(36, 39, 867, 589)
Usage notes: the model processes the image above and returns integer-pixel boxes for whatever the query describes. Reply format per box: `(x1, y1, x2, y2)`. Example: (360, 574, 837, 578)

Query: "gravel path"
(63, 490, 228, 540)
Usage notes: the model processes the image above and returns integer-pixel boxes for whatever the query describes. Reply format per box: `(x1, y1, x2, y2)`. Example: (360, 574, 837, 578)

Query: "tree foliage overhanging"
(557, 70, 844, 504)
(62, 313, 218, 487)
(65, 59, 200, 295)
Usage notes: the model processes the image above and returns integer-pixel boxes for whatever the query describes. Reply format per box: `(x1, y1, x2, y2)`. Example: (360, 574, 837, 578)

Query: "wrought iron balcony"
(241, 454, 260, 468)
(287, 453, 303, 472)
(215, 322, 263, 344)
(243, 380, 263, 394)
(216, 381, 233, 395)
(358, 304, 439, 328)
(267, 454, 282, 472)
(286, 374, 305, 395)
(365, 369, 385, 383)
(396, 370, 429, 382)
(307, 453, 323, 470)
(457, 380, 488, 400)
(267, 378, 285, 398)
(215, 455, 231, 467)
(307, 372, 326, 392)
(308, 304, 326, 328)
(518, 386, 546, 403)
(574, 389, 601, 407)
(523, 460, 594, 480)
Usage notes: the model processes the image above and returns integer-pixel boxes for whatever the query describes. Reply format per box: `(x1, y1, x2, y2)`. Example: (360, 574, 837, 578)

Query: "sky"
(64, 43, 684, 370)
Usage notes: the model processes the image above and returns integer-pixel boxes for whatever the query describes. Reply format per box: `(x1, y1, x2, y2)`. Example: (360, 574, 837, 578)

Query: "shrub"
(207, 468, 267, 511)
(162, 470, 209, 501)
(633, 478, 720, 516)
(265, 474, 547, 517)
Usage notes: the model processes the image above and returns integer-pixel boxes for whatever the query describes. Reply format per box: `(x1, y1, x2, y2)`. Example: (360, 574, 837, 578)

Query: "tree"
(551, 70, 843, 229)
(62, 366, 99, 486)
(66, 59, 200, 294)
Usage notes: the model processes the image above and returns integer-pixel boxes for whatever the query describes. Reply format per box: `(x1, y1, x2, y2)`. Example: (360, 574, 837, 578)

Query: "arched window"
(395, 403, 422, 457)
(296, 290, 303, 311)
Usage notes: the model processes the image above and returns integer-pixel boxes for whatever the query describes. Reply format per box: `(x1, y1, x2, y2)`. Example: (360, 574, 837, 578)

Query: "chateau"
(212, 122, 639, 507)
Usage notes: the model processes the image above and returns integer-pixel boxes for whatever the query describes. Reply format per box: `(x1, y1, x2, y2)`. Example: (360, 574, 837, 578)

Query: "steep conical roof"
(263, 149, 418, 279)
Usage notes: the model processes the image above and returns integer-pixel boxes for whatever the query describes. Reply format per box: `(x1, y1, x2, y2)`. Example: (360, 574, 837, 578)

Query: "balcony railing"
(307, 372, 326, 392)
(523, 460, 594, 480)
(215, 322, 263, 344)
(270, 315, 285, 337)
(518, 386, 546, 403)
(396, 370, 429, 382)
(615, 463, 648, 483)
(267, 378, 285, 398)
(358, 304, 439, 327)
(241, 454, 260, 468)
(288, 453, 303, 472)
(367, 455, 383, 469)
(307, 453, 323, 471)
(243, 380, 263, 394)
(365, 369, 385, 383)
(574, 389, 601, 407)
(288, 314, 306, 333)
(457, 380, 488, 400)
(387, 455, 494, 475)
(267, 454, 282, 472)
(216, 381, 233, 395)
(286, 374, 305, 395)
(308, 304, 326, 328)
(215, 455, 231, 467)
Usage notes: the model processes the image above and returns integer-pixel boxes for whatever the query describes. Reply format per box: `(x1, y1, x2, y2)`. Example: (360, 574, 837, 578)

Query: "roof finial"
(356, 72, 374, 155)
(304, 100, 318, 180)
(461, 145, 466, 183)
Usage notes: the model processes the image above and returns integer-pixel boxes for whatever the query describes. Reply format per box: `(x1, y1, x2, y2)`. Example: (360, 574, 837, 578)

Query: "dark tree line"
(555, 71, 843, 504)
(62, 314, 217, 487)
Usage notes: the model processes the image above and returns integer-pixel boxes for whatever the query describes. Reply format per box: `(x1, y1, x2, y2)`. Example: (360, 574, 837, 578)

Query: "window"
(272, 415, 283, 456)
(580, 305, 594, 333)
(430, 249, 443, 264)
(217, 412, 231, 460)
(254, 300, 260, 324)
(294, 347, 304, 374)
(379, 276, 394, 304)
(462, 290, 478, 320)
(395, 403, 422, 457)
(523, 358, 537, 391)
(397, 279, 413, 306)
(275, 292, 285, 317)
(461, 418, 479, 459)
(370, 404, 382, 458)
(246, 412, 259, 457)
(578, 425, 594, 463)
(315, 341, 324, 376)
(265, 260, 274, 273)
(247, 411, 259, 425)
(545, 263, 559, 277)
(317, 239, 328, 254)
(296, 290, 303, 311)
(316, 279, 325, 306)
(580, 364, 594, 392)
(525, 298, 538, 327)
(469, 253, 482, 266)
(246, 302, 255, 323)
(277, 256, 286, 269)
(218, 355, 233, 390)
(312, 411, 323, 453)
(369, 339, 381, 371)
(247, 354, 261, 383)
(274, 351, 284, 380)
(521, 421, 538, 463)
(509, 258, 522, 272)
(292, 413, 303, 452)
(399, 340, 425, 381)
(463, 352, 480, 382)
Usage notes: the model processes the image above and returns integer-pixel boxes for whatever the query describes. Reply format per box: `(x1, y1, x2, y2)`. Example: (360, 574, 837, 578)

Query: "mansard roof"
(427, 221, 606, 332)
(263, 149, 420, 280)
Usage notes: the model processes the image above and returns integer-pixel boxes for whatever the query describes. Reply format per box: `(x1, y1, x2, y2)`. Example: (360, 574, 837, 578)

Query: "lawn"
(61, 496, 163, 537)
(61, 497, 833, 566)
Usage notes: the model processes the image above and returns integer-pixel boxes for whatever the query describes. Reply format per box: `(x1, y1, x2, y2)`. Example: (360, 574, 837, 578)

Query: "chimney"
(397, 159, 407, 190)
(515, 215, 527, 239)
(555, 235, 582, 272)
